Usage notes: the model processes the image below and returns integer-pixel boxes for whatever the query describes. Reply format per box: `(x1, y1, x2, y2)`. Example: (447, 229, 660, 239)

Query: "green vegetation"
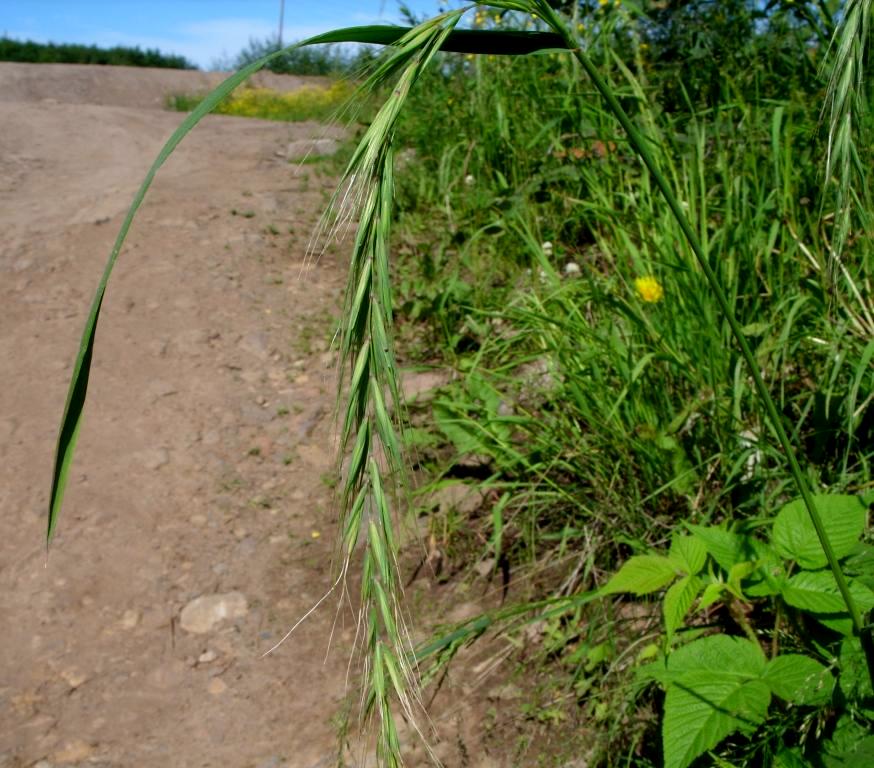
(227, 36, 376, 76)
(48, 3, 873, 767)
(0, 36, 195, 69)
(168, 80, 354, 123)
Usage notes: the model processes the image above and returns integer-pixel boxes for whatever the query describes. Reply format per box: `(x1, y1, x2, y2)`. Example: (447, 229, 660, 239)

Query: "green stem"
(535, 3, 874, 683)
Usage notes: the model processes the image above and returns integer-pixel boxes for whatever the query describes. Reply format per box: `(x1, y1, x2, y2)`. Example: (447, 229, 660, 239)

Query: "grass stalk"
(528, 0, 874, 682)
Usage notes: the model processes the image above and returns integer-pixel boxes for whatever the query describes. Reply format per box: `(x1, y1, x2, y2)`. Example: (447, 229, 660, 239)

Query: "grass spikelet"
(320, 9, 466, 764)
(820, 0, 872, 284)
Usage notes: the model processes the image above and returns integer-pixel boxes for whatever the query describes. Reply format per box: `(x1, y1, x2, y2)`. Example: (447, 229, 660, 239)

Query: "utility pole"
(278, 0, 285, 48)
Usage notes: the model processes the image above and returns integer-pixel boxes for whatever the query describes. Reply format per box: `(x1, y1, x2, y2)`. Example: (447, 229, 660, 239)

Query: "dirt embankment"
(0, 62, 331, 109)
(1, 62, 357, 768)
(0, 61, 504, 768)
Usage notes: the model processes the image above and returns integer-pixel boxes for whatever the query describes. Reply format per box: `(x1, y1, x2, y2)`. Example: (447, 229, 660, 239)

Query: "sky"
(1, 1, 446, 69)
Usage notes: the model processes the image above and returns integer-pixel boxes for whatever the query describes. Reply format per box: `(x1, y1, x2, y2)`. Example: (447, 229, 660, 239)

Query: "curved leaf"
(763, 654, 833, 706)
(663, 636, 769, 768)
(47, 23, 571, 544)
(781, 570, 874, 615)
(663, 673, 770, 768)
(602, 555, 678, 596)
(772, 495, 868, 570)
(664, 575, 702, 642)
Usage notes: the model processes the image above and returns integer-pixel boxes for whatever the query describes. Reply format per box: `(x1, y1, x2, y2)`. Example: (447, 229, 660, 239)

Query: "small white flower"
(541, 241, 553, 257)
(563, 261, 581, 277)
(464, 174, 475, 186)
(738, 429, 762, 481)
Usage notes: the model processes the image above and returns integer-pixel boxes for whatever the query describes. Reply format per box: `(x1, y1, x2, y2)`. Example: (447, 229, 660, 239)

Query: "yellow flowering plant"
(634, 275, 664, 303)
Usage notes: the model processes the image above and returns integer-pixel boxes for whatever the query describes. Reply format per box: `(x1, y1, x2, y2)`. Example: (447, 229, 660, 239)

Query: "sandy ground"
(0, 62, 362, 768)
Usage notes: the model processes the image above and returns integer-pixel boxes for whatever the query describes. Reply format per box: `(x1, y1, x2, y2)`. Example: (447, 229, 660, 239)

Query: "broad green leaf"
(662, 636, 769, 768)
(664, 575, 702, 642)
(602, 555, 678, 595)
(669, 535, 707, 575)
(781, 571, 874, 615)
(762, 654, 833, 705)
(772, 495, 868, 570)
(663, 672, 770, 768)
(667, 634, 766, 677)
(687, 525, 750, 571)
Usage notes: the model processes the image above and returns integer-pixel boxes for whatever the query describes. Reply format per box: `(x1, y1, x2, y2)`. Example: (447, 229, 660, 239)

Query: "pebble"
(51, 739, 93, 763)
(239, 331, 270, 360)
(207, 678, 228, 695)
(136, 447, 169, 471)
(119, 609, 140, 630)
(59, 668, 87, 689)
(432, 483, 485, 516)
(400, 369, 449, 401)
(179, 591, 248, 634)
(198, 649, 218, 665)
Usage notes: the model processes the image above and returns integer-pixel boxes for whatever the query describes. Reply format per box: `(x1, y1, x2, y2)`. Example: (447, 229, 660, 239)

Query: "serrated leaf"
(727, 561, 757, 597)
(687, 525, 750, 571)
(664, 575, 702, 642)
(772, 495, 868, 570)
(781, 571, 874, 614)
(839, 636, 874, 700)
(662, 638, 768, 768)
(663, 672, 770, 768)
(670, 535, 707, 575)
(699, 581, 727, 610)
(762, 654, 833, 705)
(668, 634, 766, 676)
(602, 555, 678, 596)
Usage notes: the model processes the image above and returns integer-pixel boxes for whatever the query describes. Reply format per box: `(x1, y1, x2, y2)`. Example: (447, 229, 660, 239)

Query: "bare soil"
(0, 60, 537, 768)
(0, 62, 359, 768)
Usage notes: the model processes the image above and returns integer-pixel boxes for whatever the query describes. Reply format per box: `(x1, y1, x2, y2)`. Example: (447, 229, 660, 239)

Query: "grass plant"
(47, 2, 873, 766)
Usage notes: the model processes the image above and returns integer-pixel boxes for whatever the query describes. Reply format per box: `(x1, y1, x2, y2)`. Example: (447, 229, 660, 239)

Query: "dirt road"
(1, 63, 360, 768)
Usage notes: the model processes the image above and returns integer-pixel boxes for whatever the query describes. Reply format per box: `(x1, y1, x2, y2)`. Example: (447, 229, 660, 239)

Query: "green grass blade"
(48, 21, 545, 546)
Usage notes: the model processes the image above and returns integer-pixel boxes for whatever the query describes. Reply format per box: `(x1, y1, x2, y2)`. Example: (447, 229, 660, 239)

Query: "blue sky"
(2, 1, 447, 69)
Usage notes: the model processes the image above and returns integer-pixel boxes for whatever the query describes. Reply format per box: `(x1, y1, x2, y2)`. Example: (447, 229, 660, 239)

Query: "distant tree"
(0, 37, 196, 69)
(232, 36, 376, 76)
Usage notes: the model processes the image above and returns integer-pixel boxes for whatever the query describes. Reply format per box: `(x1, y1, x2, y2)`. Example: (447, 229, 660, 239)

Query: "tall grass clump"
(47, 2, 873, 766)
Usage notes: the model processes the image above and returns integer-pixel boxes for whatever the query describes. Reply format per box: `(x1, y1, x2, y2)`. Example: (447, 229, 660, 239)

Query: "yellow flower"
(634, 276, 664, 303)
